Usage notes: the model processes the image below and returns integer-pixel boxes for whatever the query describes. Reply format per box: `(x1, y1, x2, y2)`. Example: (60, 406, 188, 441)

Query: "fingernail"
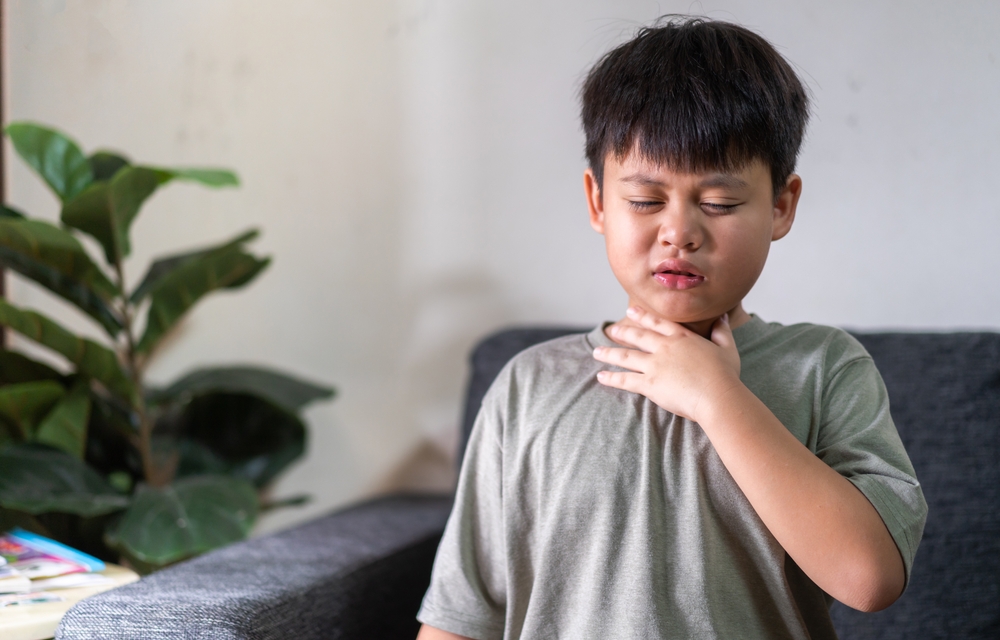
(593, 347, 603, 356)
(626, 307, 639, 317)
(722, 313, 730, 324)
(596, 371, 607, 381)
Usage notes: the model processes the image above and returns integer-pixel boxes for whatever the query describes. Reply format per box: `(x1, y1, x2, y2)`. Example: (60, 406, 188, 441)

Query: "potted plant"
(0, 122, 333, 573)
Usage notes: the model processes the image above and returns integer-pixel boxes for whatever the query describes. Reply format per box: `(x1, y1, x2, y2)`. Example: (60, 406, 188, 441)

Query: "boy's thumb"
(710, 313, 735, 349)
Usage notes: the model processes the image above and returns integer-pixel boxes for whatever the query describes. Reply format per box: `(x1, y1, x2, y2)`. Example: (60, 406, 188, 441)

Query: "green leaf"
(87, 151, 130, 182)
(61, 164, 238, 265)
(88, 389, 139, 437)
(0, 300, 136, 404)
(172, 392, 306, 487)
(61, 167, 173, 263)
(6, 122, 93, 202)
(0, 381, 65, 441)
(129, 229, 259, 305)
(106, 471, 133, 493)
(0, 444, 129, 516)
(59, 183, 116, 263)
(0, 349, 64, 385)
(0, 360, 63, 447)
(0, 422, 13, 450)
(34, 381, 91, 458)
(0, 220, 117, 298)
(105, 475, 257, 567)
(170, 168, 239, 187)
(106, 167, 174, 256)
(0, 246, 123, 336)
(149, 365, 333, 412)
(0, 219, 122, 334)
(260, 494, 310, 512)
(172, 439, 228, 475)
(136, 245, 270, 354)
(84, 390, 143, 482)
(1, 204, 27, 219)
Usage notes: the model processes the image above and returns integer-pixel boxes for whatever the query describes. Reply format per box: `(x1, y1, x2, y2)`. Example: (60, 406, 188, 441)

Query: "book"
(2, 529, 105, 572)
(0, 529, 106, 595)
(0, 591, 64, 607)
(0, 564, 30, 595)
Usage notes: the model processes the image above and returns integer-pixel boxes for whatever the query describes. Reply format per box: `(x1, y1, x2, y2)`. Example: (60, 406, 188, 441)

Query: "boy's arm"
(593, 307, 905, 613)
(416, 624, 473, 640)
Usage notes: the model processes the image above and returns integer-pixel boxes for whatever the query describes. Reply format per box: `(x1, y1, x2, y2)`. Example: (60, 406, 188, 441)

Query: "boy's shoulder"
(736, 317, 890, 447)
(480, 326, 605, 406)
(737, 315, 874, 373)
(499, 326, 602, 377)
(510, 327, 599, 360)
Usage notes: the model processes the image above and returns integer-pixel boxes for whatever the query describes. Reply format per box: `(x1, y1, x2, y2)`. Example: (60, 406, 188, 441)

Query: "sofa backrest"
(831, 332, 1000, 639)
(459, 327, 1000, 640)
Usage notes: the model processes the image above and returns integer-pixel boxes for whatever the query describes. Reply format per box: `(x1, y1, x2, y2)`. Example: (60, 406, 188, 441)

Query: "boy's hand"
(593, 306, 742, 423)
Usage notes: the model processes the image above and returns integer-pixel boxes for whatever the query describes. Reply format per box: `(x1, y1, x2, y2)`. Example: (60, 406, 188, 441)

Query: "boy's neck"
(611, 302, 751, 340)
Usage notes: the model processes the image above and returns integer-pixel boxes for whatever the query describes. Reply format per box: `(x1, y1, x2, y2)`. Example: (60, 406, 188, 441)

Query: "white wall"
(6, 0, 999, 533)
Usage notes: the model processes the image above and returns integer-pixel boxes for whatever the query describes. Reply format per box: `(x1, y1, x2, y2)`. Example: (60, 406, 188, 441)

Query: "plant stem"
(113, 258, 160, 487)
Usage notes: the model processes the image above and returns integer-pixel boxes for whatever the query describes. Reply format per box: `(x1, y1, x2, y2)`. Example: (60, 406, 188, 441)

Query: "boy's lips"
(652, 259, 705, 290)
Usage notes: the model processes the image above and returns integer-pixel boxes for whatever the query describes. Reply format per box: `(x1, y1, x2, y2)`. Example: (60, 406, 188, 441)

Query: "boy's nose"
(657, 205, 704, 250)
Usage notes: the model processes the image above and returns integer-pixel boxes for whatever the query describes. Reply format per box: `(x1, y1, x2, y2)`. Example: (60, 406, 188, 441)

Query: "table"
(0, 564, 139, 640)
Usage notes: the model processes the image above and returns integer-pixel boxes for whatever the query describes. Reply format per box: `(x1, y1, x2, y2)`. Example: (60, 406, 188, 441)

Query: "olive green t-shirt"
(417, 316, 927, 640)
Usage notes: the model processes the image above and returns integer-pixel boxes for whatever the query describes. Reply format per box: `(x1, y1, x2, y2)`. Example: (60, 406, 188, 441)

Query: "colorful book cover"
(0, 529, 105, 582)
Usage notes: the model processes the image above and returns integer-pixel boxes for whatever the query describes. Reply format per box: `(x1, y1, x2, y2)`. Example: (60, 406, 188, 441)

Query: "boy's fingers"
(596, 369, 643, 393)
(593, 346, 648, 373)
(626, 306, 685, 336)
(607, 323, 661, 351)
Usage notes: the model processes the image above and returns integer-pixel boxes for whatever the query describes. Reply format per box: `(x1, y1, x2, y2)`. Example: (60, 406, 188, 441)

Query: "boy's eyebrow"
(619, 173, 667, 187)
(698, 174, 750, 190)
(618, 172, 750, 190)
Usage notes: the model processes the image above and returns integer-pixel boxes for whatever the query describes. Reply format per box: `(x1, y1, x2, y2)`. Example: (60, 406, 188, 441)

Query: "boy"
(416, 17, 926, 640)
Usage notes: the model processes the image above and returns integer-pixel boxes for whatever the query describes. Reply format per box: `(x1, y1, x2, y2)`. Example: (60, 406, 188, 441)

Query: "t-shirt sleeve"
(417, 374, 508, 639)
(813, 345, 928, 585)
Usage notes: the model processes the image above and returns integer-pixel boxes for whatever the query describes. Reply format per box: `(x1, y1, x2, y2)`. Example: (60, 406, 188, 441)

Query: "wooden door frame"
(1, 0, 8, 346)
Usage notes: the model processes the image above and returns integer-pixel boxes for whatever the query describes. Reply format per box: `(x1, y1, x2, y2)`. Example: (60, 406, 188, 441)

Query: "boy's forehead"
(606, 151, 770, 187)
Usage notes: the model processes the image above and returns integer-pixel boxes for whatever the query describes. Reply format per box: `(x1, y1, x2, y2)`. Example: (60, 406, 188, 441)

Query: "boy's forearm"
(700, 382, 905, 612)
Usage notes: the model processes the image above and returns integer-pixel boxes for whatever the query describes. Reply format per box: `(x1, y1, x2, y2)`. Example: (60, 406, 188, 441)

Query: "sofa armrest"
(56, 493, 453, 640)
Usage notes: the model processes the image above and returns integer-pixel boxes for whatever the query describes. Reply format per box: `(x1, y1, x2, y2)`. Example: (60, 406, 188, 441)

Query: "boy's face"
(584, 151, 801, 335)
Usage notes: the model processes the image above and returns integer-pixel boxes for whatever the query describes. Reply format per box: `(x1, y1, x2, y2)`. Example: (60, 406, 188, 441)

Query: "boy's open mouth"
(653, 260, 705, 290)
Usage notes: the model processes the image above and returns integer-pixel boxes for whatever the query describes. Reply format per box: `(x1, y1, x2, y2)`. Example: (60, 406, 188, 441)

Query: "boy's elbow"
(837, 554, 905, 613)
(844, 579, 902, 613)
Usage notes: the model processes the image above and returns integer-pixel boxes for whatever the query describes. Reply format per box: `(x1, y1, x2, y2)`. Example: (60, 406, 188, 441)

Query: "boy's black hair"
(581, 17, 809, 198)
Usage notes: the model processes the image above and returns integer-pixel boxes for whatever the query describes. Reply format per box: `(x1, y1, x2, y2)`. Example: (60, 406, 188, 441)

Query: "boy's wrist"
(693, 375, 753, 431)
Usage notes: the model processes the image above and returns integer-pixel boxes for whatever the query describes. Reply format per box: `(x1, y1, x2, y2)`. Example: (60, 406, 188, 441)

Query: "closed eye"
(628, 200, 663, 211)
(702, 202, 739, 214)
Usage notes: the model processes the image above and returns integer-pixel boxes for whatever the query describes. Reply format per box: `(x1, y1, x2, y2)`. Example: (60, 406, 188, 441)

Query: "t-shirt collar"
(585, 314, 770, 355)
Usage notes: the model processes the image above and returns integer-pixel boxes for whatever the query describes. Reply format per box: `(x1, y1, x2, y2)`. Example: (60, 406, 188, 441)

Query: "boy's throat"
(611, 303, 751, 340)
(682, 317, 723, 338)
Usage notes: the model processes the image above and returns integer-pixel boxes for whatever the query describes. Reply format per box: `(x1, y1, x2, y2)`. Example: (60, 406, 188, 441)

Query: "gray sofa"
(57, 327, 1000, 639)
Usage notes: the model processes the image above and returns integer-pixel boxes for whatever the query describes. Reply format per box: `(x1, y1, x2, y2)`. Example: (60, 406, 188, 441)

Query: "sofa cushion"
(57, 494, 453, 640)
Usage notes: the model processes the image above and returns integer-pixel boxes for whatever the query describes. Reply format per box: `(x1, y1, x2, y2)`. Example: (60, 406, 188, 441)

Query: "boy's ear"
(771, 173, 802, 241)
(584, 168, 605, 234)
